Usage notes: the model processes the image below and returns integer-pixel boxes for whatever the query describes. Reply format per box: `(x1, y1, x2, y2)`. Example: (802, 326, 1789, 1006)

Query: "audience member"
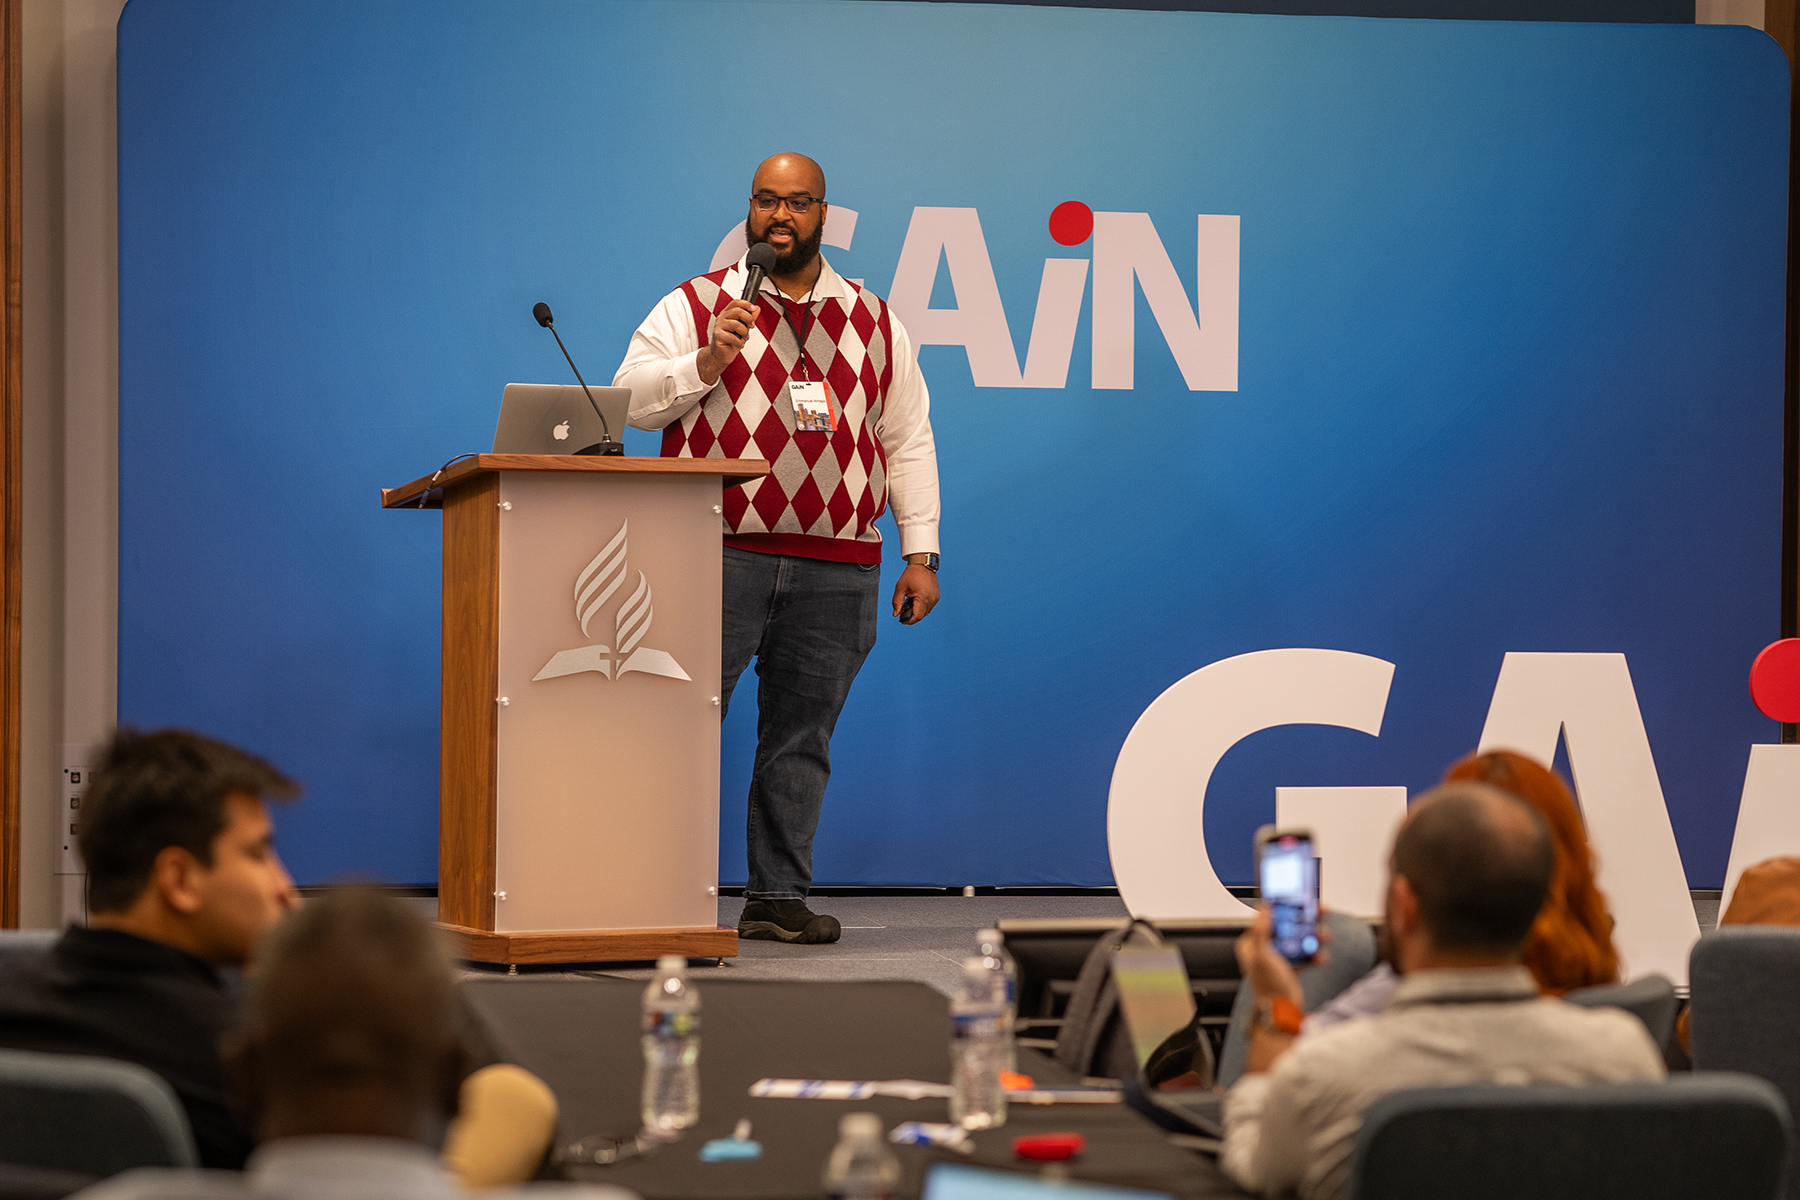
(1674, 854, 1800, 1053)
(1444, 749, 1619, 994)
(0, 727, 554, 1186)
(1303, 749, 1618, 1033)
(0, 728, 301, 1167)
(1222, 782, 1664, 1200)
(73, 889, 628, 1200)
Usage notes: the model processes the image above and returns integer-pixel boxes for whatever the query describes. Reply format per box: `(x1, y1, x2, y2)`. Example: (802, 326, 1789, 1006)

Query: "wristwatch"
(1256, 996, 1304, 1037)
(908, 553, 939, 572)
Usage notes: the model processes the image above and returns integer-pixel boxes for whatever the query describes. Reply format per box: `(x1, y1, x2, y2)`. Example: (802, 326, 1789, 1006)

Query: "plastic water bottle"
(949, 955, 1008, 1129)
(821, 1112, 900, 1200)
(975, 928, 1018, 1072)
(641, 955, 700, 1135)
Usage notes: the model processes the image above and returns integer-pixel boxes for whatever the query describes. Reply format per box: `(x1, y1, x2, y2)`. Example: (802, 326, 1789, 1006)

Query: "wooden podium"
(382, 454, 770, 965)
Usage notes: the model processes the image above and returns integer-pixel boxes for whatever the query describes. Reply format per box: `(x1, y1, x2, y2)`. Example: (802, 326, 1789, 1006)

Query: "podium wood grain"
(440, 472, 500, 930)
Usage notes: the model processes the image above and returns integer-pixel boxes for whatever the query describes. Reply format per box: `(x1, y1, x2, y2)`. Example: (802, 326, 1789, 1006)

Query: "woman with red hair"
(1299, 749, 1619, 1034)
(1443, 749, 1619, 994)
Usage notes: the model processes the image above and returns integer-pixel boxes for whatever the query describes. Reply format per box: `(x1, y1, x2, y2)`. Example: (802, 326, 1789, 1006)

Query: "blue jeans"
(721, 547, 881, 900)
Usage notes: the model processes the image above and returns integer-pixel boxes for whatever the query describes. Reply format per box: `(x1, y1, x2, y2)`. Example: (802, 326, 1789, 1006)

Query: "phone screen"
(1259, 834, 1320, 963)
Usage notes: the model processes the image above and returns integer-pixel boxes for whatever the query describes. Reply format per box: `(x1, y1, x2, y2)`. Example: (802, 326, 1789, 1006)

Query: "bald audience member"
(1222, 782, 1666, 1200)
(75, 890, 625, 1200)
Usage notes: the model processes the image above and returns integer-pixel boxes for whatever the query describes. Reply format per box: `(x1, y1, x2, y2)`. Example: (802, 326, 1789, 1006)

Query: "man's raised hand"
(698, 299, 760, 384)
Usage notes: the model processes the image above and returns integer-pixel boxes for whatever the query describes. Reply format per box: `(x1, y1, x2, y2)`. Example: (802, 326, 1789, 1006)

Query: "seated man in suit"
(73, 888, 628, 1200)
(0, 727, 300, 1168)
(1221, 781, 1666, 1200)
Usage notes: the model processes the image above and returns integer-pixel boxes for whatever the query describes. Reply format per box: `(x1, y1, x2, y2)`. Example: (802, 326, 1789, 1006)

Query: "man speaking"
(613, 153, 940, 946)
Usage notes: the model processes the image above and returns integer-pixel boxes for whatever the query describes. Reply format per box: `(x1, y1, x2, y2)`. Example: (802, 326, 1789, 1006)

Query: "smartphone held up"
(1254, 826, 1321, 965)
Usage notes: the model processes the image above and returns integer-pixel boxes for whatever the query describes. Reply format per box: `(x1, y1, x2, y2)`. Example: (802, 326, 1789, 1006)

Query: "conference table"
(463, 976, 1253, 1200)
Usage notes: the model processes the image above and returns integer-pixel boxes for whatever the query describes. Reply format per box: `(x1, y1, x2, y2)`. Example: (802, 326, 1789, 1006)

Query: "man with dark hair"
(0, 728, 301, 1168)
(1221, 781, 1666, 1199)
(77, 891, 627, 1200)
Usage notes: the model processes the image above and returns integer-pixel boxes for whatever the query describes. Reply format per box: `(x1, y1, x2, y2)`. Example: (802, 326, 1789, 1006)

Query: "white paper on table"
(748, 1078, 954, 1100)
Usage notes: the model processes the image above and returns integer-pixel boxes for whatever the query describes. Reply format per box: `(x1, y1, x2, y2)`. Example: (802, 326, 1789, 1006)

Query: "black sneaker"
(737, 899, 842, 944)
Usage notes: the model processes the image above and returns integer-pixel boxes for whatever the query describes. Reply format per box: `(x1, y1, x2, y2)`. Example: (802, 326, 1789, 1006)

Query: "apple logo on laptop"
(553, 421, 570, 441)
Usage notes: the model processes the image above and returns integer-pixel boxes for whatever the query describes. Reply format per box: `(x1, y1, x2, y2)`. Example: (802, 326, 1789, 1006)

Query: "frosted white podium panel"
(383, 454, 769, 965)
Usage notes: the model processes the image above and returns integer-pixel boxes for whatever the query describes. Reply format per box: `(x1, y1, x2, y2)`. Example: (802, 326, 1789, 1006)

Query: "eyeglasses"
(751, 193, 823, 214)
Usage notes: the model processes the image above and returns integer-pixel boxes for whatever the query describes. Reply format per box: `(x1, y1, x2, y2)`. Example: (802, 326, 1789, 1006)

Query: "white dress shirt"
(1221, 966, 1667, 1200)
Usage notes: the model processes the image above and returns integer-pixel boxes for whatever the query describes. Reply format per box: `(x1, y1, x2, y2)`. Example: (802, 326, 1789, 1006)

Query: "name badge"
(789, 380, 837, 432)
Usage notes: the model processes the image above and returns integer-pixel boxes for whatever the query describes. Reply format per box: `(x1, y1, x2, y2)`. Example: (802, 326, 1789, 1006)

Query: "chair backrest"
(0, 931, 59, 961)
(0, 1049, 198, 1176)
(1563, 972, 1678, 1048)
(1215, 911, 1377, 1087)
(1691, 926, 1800, 1199)
(1346, 1074, 1790, 1200)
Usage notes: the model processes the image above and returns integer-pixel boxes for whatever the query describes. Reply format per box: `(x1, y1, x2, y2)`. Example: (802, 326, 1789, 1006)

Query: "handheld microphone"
(741, 243, 779, 302)
(532, 302, 623, 456)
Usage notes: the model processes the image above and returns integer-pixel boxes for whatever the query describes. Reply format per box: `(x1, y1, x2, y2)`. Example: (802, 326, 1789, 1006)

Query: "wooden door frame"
(0, 0, 20, 927)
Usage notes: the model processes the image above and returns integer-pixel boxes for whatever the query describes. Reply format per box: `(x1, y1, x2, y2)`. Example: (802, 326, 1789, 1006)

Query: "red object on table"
(1014, 1133, 1087, 1161)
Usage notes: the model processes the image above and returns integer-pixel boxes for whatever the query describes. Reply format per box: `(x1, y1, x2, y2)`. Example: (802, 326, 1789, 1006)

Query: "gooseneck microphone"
(741, 242, 779, 302)
(532, 302, 623, 456)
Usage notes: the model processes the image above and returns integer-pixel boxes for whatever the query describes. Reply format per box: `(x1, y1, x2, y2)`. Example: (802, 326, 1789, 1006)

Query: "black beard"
(745, 214, 824, 277)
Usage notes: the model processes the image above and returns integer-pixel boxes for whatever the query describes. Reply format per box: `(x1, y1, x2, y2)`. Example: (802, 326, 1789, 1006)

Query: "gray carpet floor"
(448, 890, 1725, 994)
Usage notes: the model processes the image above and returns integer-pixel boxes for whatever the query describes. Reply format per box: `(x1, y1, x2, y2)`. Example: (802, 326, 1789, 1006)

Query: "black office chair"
(1691, 926, 1800, 1200)
(1563, 972, 1678, 1049)
(1345, 1074, 1790, 1200)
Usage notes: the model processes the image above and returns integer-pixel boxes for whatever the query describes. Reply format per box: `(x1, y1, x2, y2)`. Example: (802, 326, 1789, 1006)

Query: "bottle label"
(645, 1010, 700, 1037)
(952, 1012, 1002, 1040)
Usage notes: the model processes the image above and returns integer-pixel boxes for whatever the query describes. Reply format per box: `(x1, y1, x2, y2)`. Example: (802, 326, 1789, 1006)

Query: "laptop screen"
(923, 1163, 1175, 1200)
(1111, 944, 1197, 1071)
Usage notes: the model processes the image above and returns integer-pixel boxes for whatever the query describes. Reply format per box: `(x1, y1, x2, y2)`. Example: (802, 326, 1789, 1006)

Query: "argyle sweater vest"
(662, 267, 896, 564)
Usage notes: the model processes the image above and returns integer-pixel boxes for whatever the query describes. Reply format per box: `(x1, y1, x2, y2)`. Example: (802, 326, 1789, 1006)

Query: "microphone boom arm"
(540, 318, 621, 453)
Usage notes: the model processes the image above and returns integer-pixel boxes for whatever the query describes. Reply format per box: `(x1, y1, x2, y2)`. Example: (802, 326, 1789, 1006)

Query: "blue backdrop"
(117, 0, 1788, 889)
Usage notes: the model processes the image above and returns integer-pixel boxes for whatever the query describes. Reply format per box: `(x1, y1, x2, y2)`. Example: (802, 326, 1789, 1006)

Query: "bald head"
(752, 153, 826, 198)
(1392, 782, 1554, 956)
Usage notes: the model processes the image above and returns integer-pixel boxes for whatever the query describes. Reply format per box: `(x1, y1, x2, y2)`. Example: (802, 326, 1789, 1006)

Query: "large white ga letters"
(1108, 649, 1791, 985)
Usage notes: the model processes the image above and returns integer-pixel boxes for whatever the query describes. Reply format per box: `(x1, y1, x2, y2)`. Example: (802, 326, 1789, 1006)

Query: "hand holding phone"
(1255, 827, 1321, 965)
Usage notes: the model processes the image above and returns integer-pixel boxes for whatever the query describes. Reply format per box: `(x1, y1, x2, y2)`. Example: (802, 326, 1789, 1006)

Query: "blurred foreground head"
(1443, 749, 1618, 992)
(1389, 781, 1555, 969)
(228, 889, 465, 1144)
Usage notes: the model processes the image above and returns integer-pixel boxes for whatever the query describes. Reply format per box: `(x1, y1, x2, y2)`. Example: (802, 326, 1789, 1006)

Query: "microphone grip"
(740, 267, 767, 303)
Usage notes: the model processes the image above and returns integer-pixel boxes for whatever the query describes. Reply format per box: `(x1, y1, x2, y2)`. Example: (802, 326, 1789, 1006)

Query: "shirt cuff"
(669, 349, 707, 401)
(898, 525, 939, 557)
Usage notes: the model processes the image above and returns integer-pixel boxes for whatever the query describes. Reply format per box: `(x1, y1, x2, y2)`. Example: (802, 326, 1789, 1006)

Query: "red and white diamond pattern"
(662, 268, 894, 548)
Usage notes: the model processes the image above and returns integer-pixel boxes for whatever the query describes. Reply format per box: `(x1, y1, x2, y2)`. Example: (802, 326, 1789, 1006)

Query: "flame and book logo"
(532, 520, 691, 683)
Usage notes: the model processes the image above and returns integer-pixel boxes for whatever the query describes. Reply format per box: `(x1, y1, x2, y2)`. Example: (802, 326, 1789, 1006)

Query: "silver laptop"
(493, 383, 630, 454)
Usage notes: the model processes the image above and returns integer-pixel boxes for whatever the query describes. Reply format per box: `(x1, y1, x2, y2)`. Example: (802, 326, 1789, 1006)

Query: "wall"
(17, 0, 120, 928)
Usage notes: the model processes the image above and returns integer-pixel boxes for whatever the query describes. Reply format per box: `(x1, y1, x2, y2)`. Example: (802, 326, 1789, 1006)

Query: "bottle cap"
(839, 1112, 883, 1139)
(962, 956, 991, 976)
(977, 928, 1001, 941)
(656, 955, 685, 971)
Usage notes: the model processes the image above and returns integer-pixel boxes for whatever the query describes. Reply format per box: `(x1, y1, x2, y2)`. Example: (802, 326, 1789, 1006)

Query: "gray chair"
(1691, 926, 1800, 1199)
(0, 1049, 198, 1177)
(1346, 1074, 1790, 1200)
(1216, 911, 1378, 1087)
(1564, 972, 1678, 1048)
(0, 931, 58, 960)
